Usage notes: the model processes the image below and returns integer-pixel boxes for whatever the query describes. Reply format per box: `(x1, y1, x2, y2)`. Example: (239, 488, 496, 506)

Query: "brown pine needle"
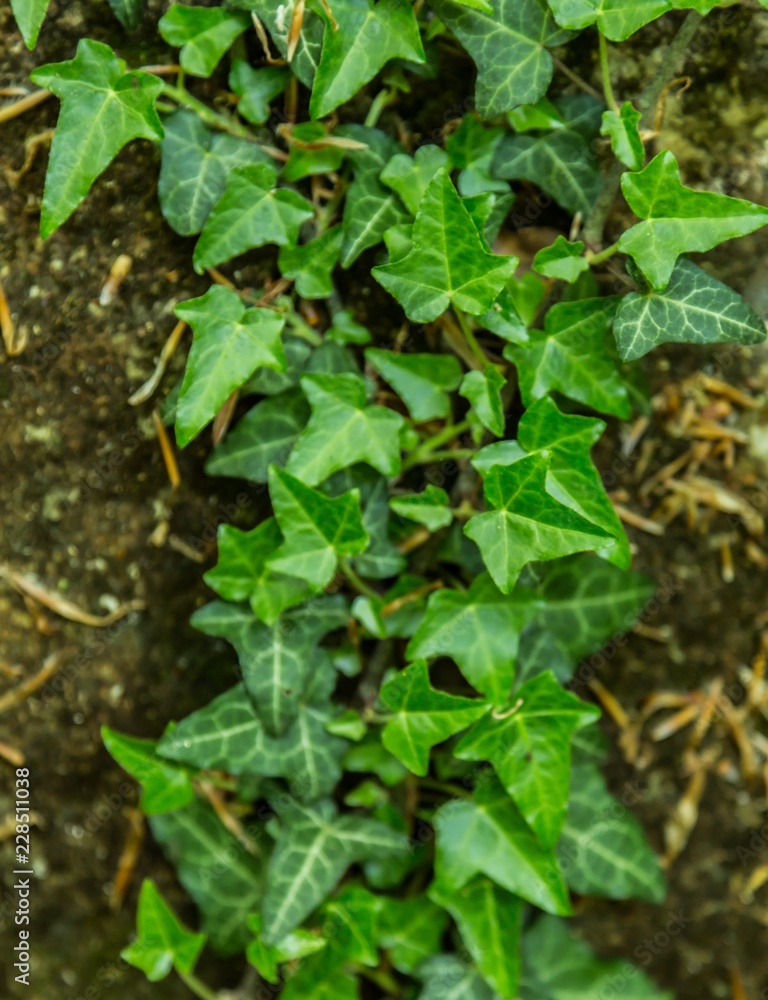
(0, 567, 145, 628)
(128, 319, 187, 405)
(0, 649, 74, 715)
(212, 390, 239, 446)
(0, 279, 26, 357)
(109, 809, 145, 911)
(613, 502, 665, 536)
(152, 409, 181, 492)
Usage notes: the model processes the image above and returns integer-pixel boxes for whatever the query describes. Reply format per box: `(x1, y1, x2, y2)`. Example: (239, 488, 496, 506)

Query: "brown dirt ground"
(1, 2, 768, 999)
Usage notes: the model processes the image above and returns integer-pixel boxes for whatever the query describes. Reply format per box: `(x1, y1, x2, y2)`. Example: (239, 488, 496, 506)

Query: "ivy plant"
(12, 0, 768, 997)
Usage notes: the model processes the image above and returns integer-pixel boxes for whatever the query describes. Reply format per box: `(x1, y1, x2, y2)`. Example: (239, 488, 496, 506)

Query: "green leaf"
(379, 660, 488, 775)
(519, 916, 673, 999)
(327, 310, 371, 344)
(433, 774, 571, 914)
(558, 762, 666, 902)
(618, 151, 768, 289)
(158, 5, 249, 76)
(614, 258, 767, 361)
(282, 122, 346, 182)
(459, 366, 506, 436)
(158, 111, 271, 236)
(150, 799, 264, 955)
(407, 574, 534, 703)
(473, 396, 630, 567)
(174, 286, 287, 447)
(456, 671, 599, 846)
(261, 798, 407, 944)
(278, 226, 343, 298)
(122, 880, 206, 982)
(417, 955, 499, 1000)
(532, 236, 589, 283)
(30, 40, 164, 238)
(192, 163, 314, 272)
(492, 95, 604, 216)
(373, 170, 517, 322)
(428, 0, 574, 117)
(205, 388, 309, 482)
(267, 466, 369, 590)
(285, 373, 404, 485)
(378, 896, 449, 972)
(336, 125, 410, 266)
(380, 146, 451, 215)
(503, 297, 631, 418)
(244, 336, 313, 395)
(389, 486, 453, 531)
(547, 0, 669, 40)
(445, 115, 508, 197)
(430, 877, 522, 999)
(108, 0, 143, 31)
(465, 454, 612, 594)
(327, 469, 405, 580)
(366, 348, 463, 422)
(101, 726, 194, 815)
(309, 0, 425, 118)
(248, 0, 324, 87)
(246, 913, 326, 984)
(230, 60, 291, 125)
(11, 0, 50, 48)
(506, 95, 564, 132)
(600, 101, 644, 171)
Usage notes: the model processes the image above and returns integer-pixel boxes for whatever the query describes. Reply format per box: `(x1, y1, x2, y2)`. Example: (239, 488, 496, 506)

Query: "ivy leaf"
(614, 258, 767, 361)
(244, 337, 313, 395)
(193, 163, 314, 272)
(327, 468, 405, 580)
(407, 574, 535, 703)
(430, 877, 522, 999)
(379, 660, 488, 776)
(459, 367, 506, 436)
(417, 955, 499, 1000)
(473, 396, 630, 568)
(378, 896, 449, 972)
(600, 101, 644, 171)
(456, 671, 599, 846)
(122, 880, 206, 982)
(158, 111, 271, 236)
(248, 0, 324, 87)
(373, 170, 517, 322)
(492, 95, 604, 216)
(389, 486, 453, 531)
(278, 226, 343, 298)
(30, 40, 163, 238)
(107, 0, 144, 31)
(503, 297, 631, 418)
(547, 0, 668, 40)
(309, 0, 425, 119)
(465, 454, 612, 594)
(261, 798, 407, 944)
(282, 122, 346, 182)
(158, 5, 249, 76)
(519, 917, 673, 1000)
(366, 349, 463, 422)
(380, 146, 451, 215)
(327, 311, 371, 345)
(428, 0, 574, 117)
(11, 0, 50, 47)
(230, 60, 292, 125)
(101, 727, 194, 815)
(174, 286, 287, 447)
(285, 373, 404, 485)
(433, 774, 571, 914)
(532, 236, 589, 283)
(150, 799, 264, 955)
(618, 151, 768, 289)
(558, 762, 666, 902)
(267, 466, 369, 590)
(445, 115, 508, 197)
(205, 388, 309, 482)
(246, 913, 326, 984)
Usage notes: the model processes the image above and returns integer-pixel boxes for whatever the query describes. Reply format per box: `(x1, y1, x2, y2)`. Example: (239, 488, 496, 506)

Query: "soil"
(1, 2, 767, 999)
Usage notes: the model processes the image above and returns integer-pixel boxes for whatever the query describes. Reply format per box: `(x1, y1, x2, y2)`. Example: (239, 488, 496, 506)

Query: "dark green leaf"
(378, 896, 449, 972)
(108, 0, 143, 31)
(366, 348, 463, 421)
(278, 226, 343, 298)
(230, 59, 292, 125)
(158, 5, 249, 76)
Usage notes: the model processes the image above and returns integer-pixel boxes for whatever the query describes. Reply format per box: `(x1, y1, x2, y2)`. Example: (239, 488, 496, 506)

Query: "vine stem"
(402, 420, 471, 471)
(585, 239, 620, 265)
(418, 776, 471, 798)
(177, 970, 219, 1000)
(364, 88, 394, 128)
(454, 308, 489, 368)
(582, 10, 703, 248)
(598, 33, 620, 113)
(339, 559, 379, 600)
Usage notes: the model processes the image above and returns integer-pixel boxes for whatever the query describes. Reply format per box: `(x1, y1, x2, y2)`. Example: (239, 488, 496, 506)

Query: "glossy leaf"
(619, 151, 768, 289)
(158, 5, 249, 77)
(193, 163, 314, 272)
(285, 373, 404, 485)
(366, 348, 464, 421)
(380, 145, 451, 215)
(230, 60, 292, 125)
(456, 671, 599, 846)
(429, 0, 574, 117)
(389, 486, 453, 531)
(417, 955, 499, 1000)
(30, 40, 164, 238)
(503, 297, 631, 418)
(378, 896, 449, 972)
(459, 366, 506, 436)
(465, 454, 612, 594)
(174, 286, 287, 447)
(158, 111, 271, 236)
(547, 0, 668, 40)
(433, 774, 571, 914)
(380, 660, 488, 775)
(445, 115, 508, 197)
(122, 880, 205, 982)
(600, 101, 644, 171)
(278, 227, 343, 298)
(373, 170, 517, 322)
(101, 726, 194, 815)
(614, 258, 767, 361)
(532, 236, 589, 283)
